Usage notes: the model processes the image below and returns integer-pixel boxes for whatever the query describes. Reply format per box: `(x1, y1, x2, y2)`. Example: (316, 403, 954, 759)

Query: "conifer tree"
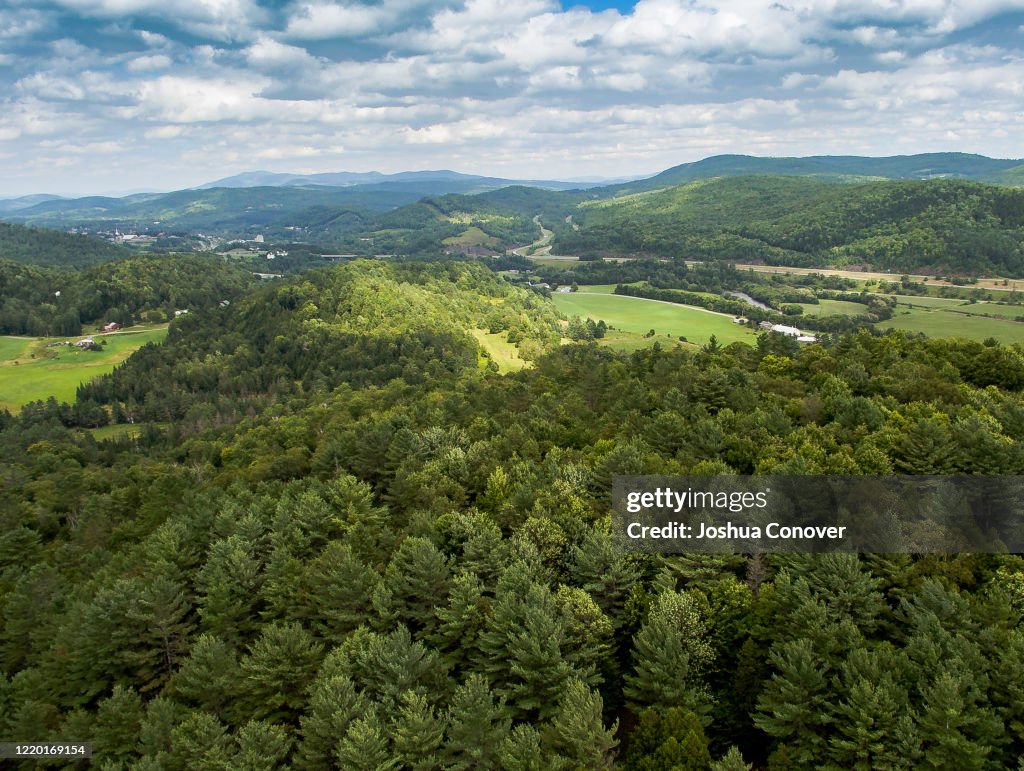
(234, 720, 293, 771)
(238, 621, 323, 723)
(444, 673, 512, 769)
(499, 724, 547, 771)
(624, 591, 714, 720)
(391, 691, 446, 770)
(296, 673, 366, 770)
(92, 685, 143, 766)
(545, 679, 618, 770)
(299, 541, 381, 639)
(171, 634, 239, 719)
(336, 712, 398, 771)
(384, 536, 451, 636)
(754, 638, 831, 766)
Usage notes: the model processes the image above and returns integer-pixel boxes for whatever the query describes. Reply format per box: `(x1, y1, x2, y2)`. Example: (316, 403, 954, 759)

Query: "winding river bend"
(724, 290, 772, 311)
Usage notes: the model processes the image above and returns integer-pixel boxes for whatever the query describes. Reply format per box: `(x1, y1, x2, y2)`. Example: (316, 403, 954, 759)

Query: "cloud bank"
(1, 0, 1022, 194)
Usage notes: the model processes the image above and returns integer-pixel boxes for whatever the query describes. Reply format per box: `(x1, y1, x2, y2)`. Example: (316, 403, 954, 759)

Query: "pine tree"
(443, 674, 512, 770)
(234, 720, 293, 771)
(296, 674, 367, 770)
(624, 591, 714, 721)
(299, 541, 380, 639)
(545, 679, 618, 770)
(391, 691, 446, 770)
(623, 707, 710, 771)
(499, 724, 548, 771)
(336, 711, 398, 771)
(754, 638, 831, 767)
(238, 622, 323, 723)
(384, 536, 451, 636)
(171, 634, 239, 719)
(711, 746, 753, 771)
(430, 572, 489, 672)
(166, 711, 235, 771)
(476, 568, 576, 720)
(568, 529, 639, 629)
(92, 685, 144, 767)
(918, 671, 1000, 770)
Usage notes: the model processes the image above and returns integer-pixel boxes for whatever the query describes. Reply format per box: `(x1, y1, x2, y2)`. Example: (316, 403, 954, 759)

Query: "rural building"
(75, 337, 95, 348)
(102, 322, 121, 333)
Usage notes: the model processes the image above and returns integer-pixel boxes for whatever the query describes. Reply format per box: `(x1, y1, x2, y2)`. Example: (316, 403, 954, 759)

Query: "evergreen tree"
(234, 720, 293, 771)
(336, 711, 398, 771)
(444, 673, 512, 769)
(237, 622, 323, 723)
(384, 536, 451, 636)
(296, 673, 367, 770)
(92, 685, 143, 766)
(171, 634, 239, 719)
(623, 707, 711, 771)
(392, 691, 446, 770)
(543, 678, 617, 770)
(624, 591, 714, 721)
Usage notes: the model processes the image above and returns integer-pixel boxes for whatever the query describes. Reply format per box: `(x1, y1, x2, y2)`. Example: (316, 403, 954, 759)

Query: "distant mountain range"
(2, 153, 1021, 247)
(600, 152, 1024, 195)
(194, 169, 602, 192)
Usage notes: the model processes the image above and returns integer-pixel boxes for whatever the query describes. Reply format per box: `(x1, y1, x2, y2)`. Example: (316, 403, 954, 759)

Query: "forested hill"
(0, 220, 126, 268)
(2, 258, 1024, 768)
(555, 176, 1024, 274)
(599, 152, 1024, 195)
(0, 255, 255, 336)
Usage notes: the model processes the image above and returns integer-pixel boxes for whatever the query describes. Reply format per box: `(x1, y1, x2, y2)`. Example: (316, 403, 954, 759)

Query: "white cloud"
(126, 54, 172, 71)
(3, 0, 1024, 194)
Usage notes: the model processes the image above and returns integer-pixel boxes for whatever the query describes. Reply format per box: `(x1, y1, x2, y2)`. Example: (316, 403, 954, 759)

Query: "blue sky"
(1, 0, 1023, 195)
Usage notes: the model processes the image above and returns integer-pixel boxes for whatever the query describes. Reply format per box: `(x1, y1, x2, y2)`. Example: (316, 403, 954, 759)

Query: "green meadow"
(471, 329, 529, 373)
(552, 291, 756, 347)
(878, 307, 1024, 344)
(798, 299, 867, 317)
(0, 326, 168, 411)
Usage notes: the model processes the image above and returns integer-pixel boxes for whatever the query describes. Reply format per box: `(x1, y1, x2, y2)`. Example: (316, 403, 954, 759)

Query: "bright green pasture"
(878, 308, 1024, 344)
(956, 302, 1024, 319)
(890, 294, 970, 308)
(798, 299, 867, 317)
(0, 326, 168, 411)
(0, 337, 32, 361)
(552, 292, 755, 346)
(471, 329, 529, 373)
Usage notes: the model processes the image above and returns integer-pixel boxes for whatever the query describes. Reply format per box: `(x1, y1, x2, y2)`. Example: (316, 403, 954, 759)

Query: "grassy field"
(0, 326, 168, 411)
(878, 308, 1024, 343)
(798, 299, 867, 317)
(890, 294, 971, 309)
(471, 329, 529, 373)
(954, 302, 1024, 319)
(552, 292, 756, 346)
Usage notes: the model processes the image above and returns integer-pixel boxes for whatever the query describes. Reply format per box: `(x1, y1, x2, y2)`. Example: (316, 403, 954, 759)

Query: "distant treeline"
(553, 177, 1024, 275)
(0, 255, 255, 336)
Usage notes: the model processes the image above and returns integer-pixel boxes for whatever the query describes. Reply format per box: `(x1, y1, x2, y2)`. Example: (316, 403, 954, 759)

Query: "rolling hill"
(555, 176, 1024, 275)
(0, 220, 127, 268)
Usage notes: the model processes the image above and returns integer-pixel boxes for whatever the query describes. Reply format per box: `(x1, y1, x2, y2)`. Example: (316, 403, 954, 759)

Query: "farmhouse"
(74, 337, 95, 348)
(102, 322, 121, 333)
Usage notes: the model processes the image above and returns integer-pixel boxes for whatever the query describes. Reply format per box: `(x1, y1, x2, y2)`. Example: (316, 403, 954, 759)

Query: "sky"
(1, 0, 1023, 195)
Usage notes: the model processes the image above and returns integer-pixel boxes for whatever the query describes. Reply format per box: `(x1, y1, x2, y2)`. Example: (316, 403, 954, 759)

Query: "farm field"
(951, 302, 1024, 319)
(552, 291, 756, 346)
(0, 326, 168, 411)
(798, 299, 866, 317)
(889, 294, 972, 308)
(878, 308, 1024, 343)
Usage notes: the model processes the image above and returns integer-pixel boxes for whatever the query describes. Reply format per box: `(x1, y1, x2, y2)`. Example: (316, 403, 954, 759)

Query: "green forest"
(0, 255, 255, 336)
(555, 177, 1024, 275)
(0, 222, 127, 269)
(2, 260, 1024, 768)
